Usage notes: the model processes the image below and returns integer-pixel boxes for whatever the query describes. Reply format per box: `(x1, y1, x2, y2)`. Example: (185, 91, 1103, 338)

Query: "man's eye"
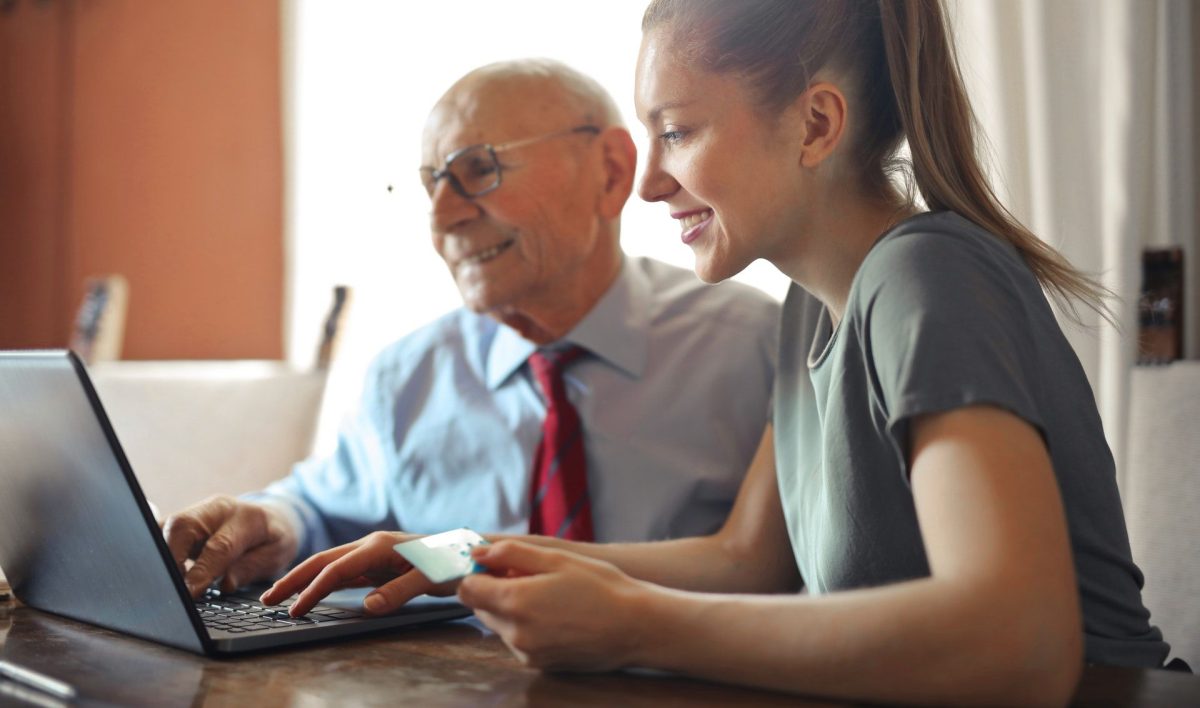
(461, 157, 497, 178)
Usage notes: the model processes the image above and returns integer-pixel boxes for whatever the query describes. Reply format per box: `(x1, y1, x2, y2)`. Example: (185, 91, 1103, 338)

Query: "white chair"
(89, 361, 327, 518)
(1122, 361, 1200, 667)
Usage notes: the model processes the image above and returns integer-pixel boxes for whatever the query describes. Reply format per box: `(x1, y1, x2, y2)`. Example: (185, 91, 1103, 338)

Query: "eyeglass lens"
(421, 145, 500, 198)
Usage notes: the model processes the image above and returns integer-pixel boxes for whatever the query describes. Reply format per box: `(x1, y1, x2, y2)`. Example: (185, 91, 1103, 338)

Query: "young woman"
(265, 1, 1171, 703)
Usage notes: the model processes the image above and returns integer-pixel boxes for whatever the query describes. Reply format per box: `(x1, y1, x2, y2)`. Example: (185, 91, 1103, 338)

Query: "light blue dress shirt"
(256, 257, 779, 558)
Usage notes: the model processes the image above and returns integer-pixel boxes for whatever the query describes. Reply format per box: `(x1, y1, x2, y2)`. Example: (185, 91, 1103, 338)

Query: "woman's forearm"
(551, 534, 798, 593)
(506, 425, 799, 594)
(628, 575, 1080, 707)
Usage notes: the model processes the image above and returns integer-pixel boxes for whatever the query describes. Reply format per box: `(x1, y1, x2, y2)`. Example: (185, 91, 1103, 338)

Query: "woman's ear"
(794, 82, 848, 168)
(596, 127, 637, 220)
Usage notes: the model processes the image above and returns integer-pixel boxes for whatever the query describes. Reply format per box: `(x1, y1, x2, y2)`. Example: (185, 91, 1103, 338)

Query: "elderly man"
(163, 59, 778, 598)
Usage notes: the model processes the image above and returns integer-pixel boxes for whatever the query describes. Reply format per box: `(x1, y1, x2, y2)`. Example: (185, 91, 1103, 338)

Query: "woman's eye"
(659, 130, 686, 145)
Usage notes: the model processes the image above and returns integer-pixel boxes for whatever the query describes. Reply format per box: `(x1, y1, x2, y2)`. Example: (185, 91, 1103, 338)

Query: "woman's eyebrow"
(644, 98, 698, 125)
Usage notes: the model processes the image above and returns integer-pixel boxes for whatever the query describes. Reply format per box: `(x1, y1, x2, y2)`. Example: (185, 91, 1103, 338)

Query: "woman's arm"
(461, 406, 1083, 706)
(266, 426, 797, 614)
(530, 424, 799, 594)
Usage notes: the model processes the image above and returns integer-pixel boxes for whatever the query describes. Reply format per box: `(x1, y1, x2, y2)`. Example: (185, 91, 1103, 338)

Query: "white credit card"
(393, 528, 489, 584)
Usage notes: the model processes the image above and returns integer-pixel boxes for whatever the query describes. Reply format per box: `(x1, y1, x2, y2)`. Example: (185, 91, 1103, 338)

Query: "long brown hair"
(642, 0, 1110, 322)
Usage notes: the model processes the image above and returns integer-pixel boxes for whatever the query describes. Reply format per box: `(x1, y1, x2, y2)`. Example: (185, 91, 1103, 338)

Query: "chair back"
(1123, 361, 1200, 666)
(89, 361, 326, 517)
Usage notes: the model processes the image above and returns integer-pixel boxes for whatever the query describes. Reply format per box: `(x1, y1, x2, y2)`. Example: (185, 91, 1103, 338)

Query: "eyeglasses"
(419, 125, 600, 199)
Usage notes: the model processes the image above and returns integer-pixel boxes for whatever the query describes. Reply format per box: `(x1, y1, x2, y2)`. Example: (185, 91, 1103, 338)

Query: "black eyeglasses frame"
(418, 124, 601, 199)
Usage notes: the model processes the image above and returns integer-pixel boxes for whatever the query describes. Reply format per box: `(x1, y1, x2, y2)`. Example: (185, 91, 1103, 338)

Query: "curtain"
(946, 0, 1198, 483)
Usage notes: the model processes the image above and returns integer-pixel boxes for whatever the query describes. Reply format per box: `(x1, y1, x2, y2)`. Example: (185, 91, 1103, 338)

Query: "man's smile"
(459, 238, 516, 267)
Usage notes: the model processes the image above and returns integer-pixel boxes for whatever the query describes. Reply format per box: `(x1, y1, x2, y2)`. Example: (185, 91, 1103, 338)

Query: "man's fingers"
(163, 521, 203, 571)
(162, 497, 240, 571)
(221, 544, 287, 593)
(184, 527, 252, 597)
(163, 514, 214, 569)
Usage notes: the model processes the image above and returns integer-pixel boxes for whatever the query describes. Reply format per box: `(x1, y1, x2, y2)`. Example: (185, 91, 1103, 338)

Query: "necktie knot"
(528, 345, 586, 397)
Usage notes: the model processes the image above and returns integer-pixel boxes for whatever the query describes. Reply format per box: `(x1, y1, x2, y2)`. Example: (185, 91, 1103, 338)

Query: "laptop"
(0, 350, 471, 655)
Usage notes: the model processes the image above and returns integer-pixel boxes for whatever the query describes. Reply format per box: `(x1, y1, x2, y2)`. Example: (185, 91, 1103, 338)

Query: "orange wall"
(0, 1, 68, 349)
(0, 0, 283, 360)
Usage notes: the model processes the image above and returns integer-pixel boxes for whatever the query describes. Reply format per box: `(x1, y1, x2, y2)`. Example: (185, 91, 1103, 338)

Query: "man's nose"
(429, 178, 478, 231)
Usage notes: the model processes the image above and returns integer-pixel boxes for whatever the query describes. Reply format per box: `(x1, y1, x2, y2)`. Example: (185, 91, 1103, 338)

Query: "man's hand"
(162, 495, 299, 598)
(260, 531, 456, 617)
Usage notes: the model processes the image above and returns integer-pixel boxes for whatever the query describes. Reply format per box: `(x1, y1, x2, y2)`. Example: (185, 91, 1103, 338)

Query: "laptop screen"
(0, 351, 205, 653)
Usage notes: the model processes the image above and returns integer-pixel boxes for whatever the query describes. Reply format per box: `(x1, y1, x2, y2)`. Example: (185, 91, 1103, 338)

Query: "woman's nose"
(637, 146, 678, 203)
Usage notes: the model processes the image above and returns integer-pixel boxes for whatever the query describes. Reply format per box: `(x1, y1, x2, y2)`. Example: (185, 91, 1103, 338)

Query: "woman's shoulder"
(868, 211, 1017, 269)
(852, 211, 1033, 307)
(845, 211, 1052, 344)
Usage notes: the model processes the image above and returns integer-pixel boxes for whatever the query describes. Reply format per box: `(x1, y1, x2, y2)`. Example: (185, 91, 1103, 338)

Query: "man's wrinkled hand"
(161, 495, 299, 597)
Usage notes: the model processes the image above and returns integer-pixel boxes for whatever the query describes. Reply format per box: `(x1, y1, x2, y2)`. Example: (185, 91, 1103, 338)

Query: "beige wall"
(1193, 2, 1200, 359)
(0, 1, 283, 359)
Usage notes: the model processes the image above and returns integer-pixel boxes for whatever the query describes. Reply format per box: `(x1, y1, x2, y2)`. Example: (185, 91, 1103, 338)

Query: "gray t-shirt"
(774, 211, 1169, 667)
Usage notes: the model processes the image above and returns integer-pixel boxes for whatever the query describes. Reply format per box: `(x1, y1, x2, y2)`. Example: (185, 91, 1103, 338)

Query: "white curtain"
(946, 0, 1197, 481)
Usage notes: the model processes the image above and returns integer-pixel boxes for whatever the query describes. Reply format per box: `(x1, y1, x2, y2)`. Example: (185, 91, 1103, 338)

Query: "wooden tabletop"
(1, 597, 1196, 707)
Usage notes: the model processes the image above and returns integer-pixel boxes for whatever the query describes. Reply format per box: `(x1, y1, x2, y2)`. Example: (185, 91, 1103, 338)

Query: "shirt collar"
(485, 256, 651, 390)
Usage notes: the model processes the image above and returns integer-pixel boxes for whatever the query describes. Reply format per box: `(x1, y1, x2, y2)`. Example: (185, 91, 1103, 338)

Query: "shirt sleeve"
(242, 360, 397, 563)
(854, 229, 1045, 479)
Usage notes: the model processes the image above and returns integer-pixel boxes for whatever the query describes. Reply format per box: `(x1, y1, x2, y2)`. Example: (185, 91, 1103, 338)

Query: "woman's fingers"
(286, 534, 409, 615)
(473, 608, 531, 665)
(360, 571, 453, 615)
(260, 542, 355, 604)
(471, 539, 563, 578)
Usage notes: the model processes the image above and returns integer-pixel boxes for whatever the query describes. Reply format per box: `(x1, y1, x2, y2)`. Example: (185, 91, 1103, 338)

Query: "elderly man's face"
(422, 80, 610, 323)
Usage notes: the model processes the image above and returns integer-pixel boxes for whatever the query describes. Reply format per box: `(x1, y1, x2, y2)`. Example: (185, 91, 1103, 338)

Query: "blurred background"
(1, 0, 1197, 463)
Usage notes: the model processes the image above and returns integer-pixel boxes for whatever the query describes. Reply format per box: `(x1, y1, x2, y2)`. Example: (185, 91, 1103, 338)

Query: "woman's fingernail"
(364, 594, 386, 613)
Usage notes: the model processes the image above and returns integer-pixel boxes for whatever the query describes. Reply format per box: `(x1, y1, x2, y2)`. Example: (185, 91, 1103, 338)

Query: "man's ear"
(596, 127, 637, 220)
(794, 82, 848, 168)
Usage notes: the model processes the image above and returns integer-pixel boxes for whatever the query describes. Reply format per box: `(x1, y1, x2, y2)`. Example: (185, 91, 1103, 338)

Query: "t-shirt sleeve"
(854, 230, 1045, 479)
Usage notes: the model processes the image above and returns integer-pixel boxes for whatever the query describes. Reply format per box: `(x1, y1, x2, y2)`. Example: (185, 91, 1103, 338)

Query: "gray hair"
(454, 58, 624, 128)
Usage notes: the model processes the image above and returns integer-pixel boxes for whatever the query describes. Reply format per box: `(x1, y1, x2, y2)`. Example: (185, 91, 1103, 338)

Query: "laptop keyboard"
(196, 588, 363, 634)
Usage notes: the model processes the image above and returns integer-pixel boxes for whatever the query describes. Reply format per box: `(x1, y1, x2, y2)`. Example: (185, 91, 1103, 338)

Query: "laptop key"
(316, 610, 362, 620)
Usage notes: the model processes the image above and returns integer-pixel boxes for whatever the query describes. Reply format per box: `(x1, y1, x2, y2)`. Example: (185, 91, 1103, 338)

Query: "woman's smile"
(674, 208, 713, 244)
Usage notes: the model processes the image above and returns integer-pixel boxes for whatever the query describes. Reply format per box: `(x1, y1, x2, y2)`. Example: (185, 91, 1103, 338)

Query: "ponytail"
(878, 0, 1112, 323)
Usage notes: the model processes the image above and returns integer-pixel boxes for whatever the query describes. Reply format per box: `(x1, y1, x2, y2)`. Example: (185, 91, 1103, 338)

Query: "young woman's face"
(634, 28, 807, 283)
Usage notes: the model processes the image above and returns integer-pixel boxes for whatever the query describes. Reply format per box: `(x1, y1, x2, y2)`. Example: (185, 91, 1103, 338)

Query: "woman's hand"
(458, 540, 656, 672)
(259, 531, 456, 616)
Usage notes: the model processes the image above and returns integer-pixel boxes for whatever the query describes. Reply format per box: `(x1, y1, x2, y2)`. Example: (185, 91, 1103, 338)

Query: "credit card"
(393, 528, 489, 584)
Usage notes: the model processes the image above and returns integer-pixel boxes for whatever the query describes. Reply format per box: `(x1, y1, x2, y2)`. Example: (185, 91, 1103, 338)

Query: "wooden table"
(1, 597, 1196, 707)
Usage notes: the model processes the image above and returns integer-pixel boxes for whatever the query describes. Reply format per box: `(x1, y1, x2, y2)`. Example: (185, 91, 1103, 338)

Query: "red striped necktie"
(527, 345, 594, 542)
